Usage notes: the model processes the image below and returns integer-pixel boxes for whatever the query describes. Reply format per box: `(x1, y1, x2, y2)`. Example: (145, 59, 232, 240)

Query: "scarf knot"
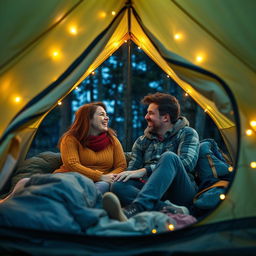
(87, 132, 111, 152)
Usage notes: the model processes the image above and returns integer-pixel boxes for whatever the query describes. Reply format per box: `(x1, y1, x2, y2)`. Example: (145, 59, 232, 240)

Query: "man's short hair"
(141, 92, 180, 123)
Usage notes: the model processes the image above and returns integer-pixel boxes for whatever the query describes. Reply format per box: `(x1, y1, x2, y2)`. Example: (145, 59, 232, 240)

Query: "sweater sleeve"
(109, 136, 127, 174)
(60, 135, 103, 182)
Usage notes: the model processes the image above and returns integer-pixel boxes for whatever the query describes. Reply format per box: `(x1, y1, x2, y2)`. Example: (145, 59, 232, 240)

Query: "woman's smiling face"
(90, 106, 109, 135)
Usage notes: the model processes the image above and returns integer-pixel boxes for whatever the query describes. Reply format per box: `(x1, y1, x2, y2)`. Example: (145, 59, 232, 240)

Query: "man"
(103, 92, 199, 221)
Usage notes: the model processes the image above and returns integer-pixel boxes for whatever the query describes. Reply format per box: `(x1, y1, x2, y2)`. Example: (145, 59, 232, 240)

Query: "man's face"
(144, 103, 164, 133)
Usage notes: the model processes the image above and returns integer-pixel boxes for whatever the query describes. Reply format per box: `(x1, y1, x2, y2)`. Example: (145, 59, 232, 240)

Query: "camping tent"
(0, 0, 256, 254)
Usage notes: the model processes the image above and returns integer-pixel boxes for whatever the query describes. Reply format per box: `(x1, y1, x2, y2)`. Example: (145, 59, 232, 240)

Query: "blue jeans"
(95, 181, 110, 194)
(111, 152, 198, 211)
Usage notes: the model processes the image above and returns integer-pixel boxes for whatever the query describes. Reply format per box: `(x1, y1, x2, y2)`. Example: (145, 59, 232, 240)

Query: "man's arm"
(177, 127, 199, 173)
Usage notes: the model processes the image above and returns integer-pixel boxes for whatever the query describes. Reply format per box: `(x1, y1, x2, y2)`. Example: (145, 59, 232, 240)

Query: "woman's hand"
(114, 168, 146, 182)
(100, 174, 117, 183)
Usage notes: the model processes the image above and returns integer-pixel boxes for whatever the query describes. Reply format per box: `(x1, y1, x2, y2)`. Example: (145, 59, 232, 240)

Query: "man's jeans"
(111, 152, 198, 211)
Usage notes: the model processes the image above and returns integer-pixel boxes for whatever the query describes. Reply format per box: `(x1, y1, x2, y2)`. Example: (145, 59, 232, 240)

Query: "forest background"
(28, 42, 225, 157)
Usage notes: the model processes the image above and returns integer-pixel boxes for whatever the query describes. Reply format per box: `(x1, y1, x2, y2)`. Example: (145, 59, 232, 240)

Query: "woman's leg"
(94, 181, 110, 194)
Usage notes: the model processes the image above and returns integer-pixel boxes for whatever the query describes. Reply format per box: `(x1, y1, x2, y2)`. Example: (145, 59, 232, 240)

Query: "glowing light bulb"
(75, 87, 79, 90)
(69, 26, 77, 35)
(184, 93, 189, 97)
(152, 229, 157, 234)
(196, 55, 203, 63)
(166, 75, 170, 78)
(174, 33, 182, 40)
(168, 224, 175, 231)
(14, 96, 21, 103)
(204, 108, 208, 113)
(250, 120, 256, 127)
(228, 166, 233, 172)
(58, 101, 62, 105)
(250, 162, 256, 168)
(138, 46, 141, 50)
(51, 50, 61, 60)
(124, 40, 127, 43)
(91, 71, 95, 75)
(98, 11, 106, 19)
(111, 11, 116, 16)
(220, 194, 225, 200)
(246, 129, 253, 136)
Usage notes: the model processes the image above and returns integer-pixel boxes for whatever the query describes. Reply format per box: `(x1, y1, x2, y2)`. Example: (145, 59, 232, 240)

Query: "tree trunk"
(123, 41, 133, 151)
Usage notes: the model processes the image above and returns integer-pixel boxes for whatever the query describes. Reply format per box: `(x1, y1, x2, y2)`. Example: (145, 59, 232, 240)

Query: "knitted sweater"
(54, 135, 127, 182)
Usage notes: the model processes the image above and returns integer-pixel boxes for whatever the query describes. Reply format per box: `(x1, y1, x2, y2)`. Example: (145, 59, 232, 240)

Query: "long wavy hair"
(59, 102, 116, 147)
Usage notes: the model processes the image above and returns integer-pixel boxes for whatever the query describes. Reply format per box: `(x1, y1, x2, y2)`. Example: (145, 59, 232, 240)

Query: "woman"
(54, 102, 127, 194)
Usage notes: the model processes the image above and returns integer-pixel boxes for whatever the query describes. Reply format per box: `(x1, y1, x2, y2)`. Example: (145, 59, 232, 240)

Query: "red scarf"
(87, 132, 111, 152)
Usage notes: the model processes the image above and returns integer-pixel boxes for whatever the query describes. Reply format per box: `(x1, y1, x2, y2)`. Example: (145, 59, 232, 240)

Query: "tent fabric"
(0, 0, 256, 254)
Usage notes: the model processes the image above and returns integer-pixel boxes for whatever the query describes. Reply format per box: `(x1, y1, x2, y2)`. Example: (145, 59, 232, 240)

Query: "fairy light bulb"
(166, 75, 170, 78)
(228, 166, 233, 172)
(14, 96, 21, 103)
(69, 26, 77, 35)
(250, 120, 256, 127)
(220, 194, 225, 200)
(184, 92, 189, 97)
(250, 162, 256, 168)
(58, 101, 62, 105)
(98, 11, 106, 19)
(152, 229, 157, 234)
(196, 55, 203, 63)
(168, 224, 175, 231)
(111, 11, 116, 16)
(246, 129, 253, 136)
(174, 33, 182, 40)
(91, 71, 95, 75)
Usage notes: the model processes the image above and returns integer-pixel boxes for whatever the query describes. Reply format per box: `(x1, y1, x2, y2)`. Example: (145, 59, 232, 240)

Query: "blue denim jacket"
(127, 117, 199, 180)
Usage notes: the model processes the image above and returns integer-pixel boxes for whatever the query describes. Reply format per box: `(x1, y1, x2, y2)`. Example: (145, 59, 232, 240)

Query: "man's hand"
(114, 168, 146, 182)
(100, 174, 117, 183)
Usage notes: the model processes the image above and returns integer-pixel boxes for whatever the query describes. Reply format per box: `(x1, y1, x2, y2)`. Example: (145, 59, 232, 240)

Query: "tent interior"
(0, 0, 256, 254)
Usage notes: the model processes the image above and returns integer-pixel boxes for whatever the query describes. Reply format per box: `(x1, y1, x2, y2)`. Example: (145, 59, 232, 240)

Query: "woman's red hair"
(59, 102, 116, 147)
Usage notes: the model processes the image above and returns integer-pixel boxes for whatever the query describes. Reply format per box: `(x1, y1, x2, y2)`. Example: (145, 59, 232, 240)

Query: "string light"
(14, 96, 21, 103)
(168, 224, 175, 231)
(250, 162, 256, 168)
(58, 101, 62, 105)
(91, 71, 95, 75)
(124, 40, 127, 43)
(111, 11, 116, 16)
(75, 87, 79, 90)
(151, 229, 157, 234)
(166, 75, 170, 78)
(246, 129, 253, 136)
(138, 46, 141, 50)
(174, 33, 182, 40)
(204, 108, 208, 113)
(51, 50, 61, 60)
(220, 194, 225, 200)
(98, 11, 106, 19)
(228, 166, 233, 172)
(184, 92, 189, 97)
(250, 120, 256, 132)
(69, 26, 77, 35)
(196, 55, 203, 63)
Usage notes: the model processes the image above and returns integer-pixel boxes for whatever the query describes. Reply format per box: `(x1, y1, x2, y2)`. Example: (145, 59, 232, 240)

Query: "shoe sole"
(102, 192, 128, 222)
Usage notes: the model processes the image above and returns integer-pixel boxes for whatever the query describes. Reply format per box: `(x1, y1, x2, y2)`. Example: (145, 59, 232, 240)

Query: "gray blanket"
(0, 173, 174, 236)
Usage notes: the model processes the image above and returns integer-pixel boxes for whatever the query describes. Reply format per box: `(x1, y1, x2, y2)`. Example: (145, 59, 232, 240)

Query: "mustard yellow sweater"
(54, 135, 127, 182)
